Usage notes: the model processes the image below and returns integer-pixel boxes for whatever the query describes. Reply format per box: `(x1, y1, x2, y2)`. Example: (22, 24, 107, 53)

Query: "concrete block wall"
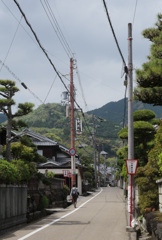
(0, 184, 27, 232)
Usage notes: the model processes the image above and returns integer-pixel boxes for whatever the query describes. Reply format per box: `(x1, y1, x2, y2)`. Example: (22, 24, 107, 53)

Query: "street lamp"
(100, 151, 108, 187)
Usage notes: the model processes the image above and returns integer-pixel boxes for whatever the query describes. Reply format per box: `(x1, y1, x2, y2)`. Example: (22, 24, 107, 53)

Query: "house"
(17, 128, 83, 194)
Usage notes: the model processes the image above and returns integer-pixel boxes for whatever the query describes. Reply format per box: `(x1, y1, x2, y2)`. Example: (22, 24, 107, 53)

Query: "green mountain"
(87, 98, 162, 124)
(18, 103, 121, 157)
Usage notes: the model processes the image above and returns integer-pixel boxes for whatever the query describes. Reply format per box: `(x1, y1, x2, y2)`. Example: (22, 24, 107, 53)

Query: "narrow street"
(1, 187, 131, 240)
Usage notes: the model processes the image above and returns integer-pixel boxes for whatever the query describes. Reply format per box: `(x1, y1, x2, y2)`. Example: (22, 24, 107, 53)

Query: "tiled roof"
(16, 128, 78, 157)
(20, 128, 57, 144)
(38, 158, 81, 168)
(33, 141, 56, 146)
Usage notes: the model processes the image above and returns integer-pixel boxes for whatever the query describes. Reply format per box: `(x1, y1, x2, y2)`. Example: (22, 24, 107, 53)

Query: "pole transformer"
(70, 58, 76, 188)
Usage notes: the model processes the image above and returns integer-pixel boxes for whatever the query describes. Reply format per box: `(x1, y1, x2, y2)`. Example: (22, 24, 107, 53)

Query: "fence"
(0, 184, 27, 233)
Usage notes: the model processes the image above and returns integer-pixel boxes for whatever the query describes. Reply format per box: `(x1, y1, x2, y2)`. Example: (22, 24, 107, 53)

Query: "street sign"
(63, 170, 69, 177)
(126, 159, 138, 175)
(69, 148, 76, 156)
(76, 118, 82, 134)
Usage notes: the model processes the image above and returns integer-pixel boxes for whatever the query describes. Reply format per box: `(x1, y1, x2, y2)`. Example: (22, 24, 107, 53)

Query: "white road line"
(18, 188, 103, 240)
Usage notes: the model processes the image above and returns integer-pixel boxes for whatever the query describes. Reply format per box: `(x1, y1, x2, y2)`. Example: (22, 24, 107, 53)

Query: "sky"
(0, 0, 161, 113)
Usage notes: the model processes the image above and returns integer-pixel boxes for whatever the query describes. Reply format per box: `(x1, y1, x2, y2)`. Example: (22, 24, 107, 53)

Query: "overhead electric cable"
(43, 75, 57, 103)
(44, 0, 73, 57)
(102, 0, 127, 70)
(75, 60, 88, 111)
(1, 0, 37, 45)
(0, 60, 44, 104)
(40, 0, 72, 58)
(0, 15, 22, 73)
(13, 0, 84, 116)
(132, 0, 138, 27)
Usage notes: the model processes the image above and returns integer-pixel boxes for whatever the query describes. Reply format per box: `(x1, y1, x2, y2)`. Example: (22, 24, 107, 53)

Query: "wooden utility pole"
(127, 23, 134, 227)
(70, 58, 76, 188)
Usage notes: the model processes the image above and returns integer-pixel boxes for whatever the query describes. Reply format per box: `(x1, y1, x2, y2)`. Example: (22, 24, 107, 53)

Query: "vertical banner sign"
(76, 118, 82, 134)
(126, 159, 138, 175)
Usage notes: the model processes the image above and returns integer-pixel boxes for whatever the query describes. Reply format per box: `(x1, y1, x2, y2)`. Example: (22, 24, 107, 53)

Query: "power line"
(13, 0, 84, 117)
(40, 0, 72, 58)
(40, 0, 89, 113)
(45, 0, 73, 57)
(102, 0, 129, 132)
(74, 60, 88, 111)
(0, 15, 23, 73)
(102, 0, 127, 71)
(1, 0, 37, 46)
(43, 75, 57, 103)
(132, 0, 138, 27)
(0, 60, 44, 104)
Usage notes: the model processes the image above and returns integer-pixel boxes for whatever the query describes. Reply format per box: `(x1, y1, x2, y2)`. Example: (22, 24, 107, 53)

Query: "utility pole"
(70, 58, 76, 188)
(92, 115, 97, 188)
(98, 144, 100, 187)
(127, 23, 134, 227)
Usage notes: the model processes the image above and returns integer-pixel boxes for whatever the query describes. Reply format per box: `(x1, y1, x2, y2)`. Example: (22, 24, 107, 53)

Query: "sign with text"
(76, 118, 82, 134)
(63, 170, 69, 177)
(126, 159, 138, 175)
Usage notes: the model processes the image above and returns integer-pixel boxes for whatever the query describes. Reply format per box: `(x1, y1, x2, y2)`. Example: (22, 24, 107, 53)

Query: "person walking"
(70, 184, 79, 208)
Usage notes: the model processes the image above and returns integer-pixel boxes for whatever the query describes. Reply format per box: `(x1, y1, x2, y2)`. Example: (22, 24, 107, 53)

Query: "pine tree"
(0, 79, 34, 161)
(134, 14, 162, 106)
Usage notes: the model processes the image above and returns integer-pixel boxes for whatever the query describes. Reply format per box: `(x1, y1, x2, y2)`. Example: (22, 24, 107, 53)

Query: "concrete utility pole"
(70, 58, 76, 188)
(98, 144, 100, 187)
(127, 23, 134, 227)
(92, 115, 97, 188)
(100, 151, 108, 187)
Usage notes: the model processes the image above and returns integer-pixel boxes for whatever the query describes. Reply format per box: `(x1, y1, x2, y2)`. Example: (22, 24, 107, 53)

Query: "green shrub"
(12, 160, 30, 183)
(61, 185, 70, 201)
(0, 159, 17, 184)
(46, 171, 55, 179)
(39, 195, 49, 209)
(0, 158, 31, 184)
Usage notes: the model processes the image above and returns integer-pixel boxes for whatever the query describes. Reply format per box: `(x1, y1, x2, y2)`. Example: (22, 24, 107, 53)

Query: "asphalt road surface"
(1, 187, 131, 240)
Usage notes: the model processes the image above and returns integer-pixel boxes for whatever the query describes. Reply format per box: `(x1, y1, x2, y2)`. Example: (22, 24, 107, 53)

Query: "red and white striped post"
(126, 159, 138, 227)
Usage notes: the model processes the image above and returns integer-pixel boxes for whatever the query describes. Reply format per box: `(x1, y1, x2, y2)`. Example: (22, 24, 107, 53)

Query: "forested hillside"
(1, 99, 160, 157)
(11, 103, 122, 157)
(87, 98, 162, 124)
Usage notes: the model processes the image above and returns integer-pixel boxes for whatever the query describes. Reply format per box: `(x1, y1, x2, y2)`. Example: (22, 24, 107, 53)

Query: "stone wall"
(0, 184, 27, 233)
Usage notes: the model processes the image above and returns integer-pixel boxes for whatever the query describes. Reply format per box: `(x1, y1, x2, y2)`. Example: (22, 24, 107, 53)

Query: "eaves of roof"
(33, 141, 57, 146)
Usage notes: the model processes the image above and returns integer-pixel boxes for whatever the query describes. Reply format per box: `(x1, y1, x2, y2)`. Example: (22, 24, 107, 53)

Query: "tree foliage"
(10, 135, 47, 163)
(0, 79, 34, 161)
(135, 122, 162, 213)
(118, 110, 156, 166)
(0, 159, 31, 184)
(134, 14, 162, 106)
